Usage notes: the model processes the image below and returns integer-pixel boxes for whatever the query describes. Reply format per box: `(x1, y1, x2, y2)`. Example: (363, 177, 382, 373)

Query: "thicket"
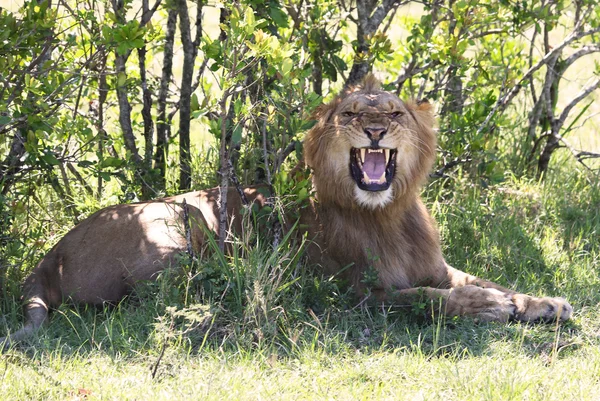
(0, 0, 599, 333)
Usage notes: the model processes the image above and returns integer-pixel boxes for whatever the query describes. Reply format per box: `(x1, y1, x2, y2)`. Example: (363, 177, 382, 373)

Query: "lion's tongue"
(363, 151, 386, 180)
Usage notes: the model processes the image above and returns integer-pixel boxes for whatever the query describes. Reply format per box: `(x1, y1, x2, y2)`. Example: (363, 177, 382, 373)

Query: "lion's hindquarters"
(16, 202, 204, 329)
(54, 202, 205, 304)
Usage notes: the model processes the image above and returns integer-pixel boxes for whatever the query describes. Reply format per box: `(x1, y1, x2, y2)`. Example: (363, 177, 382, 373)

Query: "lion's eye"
(342, 111, 357, 118)
(390, 111, 403, 118)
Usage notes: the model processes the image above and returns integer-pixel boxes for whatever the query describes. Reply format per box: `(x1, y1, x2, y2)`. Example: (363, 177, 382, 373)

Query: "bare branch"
(261, 115, 272, 185)
(274, 140, 299, 175)
(395, 61, 440, 92)
(154, 7, 177, 188)
(555, 135, 600, 172)
(141, 0, 162, 25)
(563, 44, 600, 70)
(430, 154, 473, 179)
(557, 77, 600, 128)
(369, 0, 407, 31)
(497, 26, 600, 113)
(470, 28, 505, 39)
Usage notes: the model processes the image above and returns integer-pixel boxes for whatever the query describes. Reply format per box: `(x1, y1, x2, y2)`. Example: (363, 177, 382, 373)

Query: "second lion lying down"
(2, 76, 572, 345)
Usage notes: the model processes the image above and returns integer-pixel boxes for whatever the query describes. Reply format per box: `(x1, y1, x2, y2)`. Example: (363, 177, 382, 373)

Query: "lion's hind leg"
(0, 296, 49, 350)
(1, 255, 59, 349)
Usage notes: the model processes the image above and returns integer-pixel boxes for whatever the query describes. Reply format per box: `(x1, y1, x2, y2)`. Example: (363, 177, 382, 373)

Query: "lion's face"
(304, 77, 436, 210)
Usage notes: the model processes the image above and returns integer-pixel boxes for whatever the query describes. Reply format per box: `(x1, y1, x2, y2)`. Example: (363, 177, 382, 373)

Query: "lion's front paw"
(511, 294, 573, 322)
(446, 286, 516, 322)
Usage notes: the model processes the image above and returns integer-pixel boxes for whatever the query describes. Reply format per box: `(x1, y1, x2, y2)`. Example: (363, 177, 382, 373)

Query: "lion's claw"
(511, 294, 572, 322)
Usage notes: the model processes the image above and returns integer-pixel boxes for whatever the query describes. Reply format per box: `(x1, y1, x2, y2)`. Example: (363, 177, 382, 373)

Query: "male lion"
(1, 76, 571, 346)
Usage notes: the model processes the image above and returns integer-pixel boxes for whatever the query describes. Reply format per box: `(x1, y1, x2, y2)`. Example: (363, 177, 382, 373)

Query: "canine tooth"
(362, 171, 371, 184)
(384, 148, 390, 161)
(378, 171, 386, 183)
(360, 148, 366, 163)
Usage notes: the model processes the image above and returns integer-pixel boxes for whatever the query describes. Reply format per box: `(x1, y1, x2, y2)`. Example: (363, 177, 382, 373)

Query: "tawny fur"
(0, 76, 572, 347)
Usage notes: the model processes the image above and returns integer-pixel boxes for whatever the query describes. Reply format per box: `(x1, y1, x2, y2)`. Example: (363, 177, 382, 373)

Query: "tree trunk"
(176, 0, 202, 191)
(345, 0, 400, 87)
(138, 44, 154, 199)
(114, 53, 143, 166)
(346, 0, 372, 87)
(155, 8, 177, 190)
(217, 94, 230, 253)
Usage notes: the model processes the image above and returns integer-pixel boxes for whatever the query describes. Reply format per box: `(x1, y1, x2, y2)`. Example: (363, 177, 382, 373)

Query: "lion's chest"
(309, 203, 444, 291)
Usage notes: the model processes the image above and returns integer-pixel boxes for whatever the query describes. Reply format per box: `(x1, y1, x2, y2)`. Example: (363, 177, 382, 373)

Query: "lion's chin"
(353, 186, 394, 210)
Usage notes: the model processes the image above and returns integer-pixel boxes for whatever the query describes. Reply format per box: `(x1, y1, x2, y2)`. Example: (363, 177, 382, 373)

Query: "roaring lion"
(1, 76, 572, 346)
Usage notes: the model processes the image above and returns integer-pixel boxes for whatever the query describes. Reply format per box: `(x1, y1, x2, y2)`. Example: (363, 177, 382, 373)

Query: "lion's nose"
(364, 127, 387, 146)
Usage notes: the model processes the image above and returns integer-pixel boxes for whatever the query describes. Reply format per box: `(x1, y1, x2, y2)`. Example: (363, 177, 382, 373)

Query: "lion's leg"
(1, 257, 60, 349)
(388, 286, 515, 322)
(438, 264, 572, 322)
(1, 297, 49, 349)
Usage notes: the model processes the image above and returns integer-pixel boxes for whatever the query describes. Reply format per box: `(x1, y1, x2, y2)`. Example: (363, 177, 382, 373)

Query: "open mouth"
(350, 147, 397, 192)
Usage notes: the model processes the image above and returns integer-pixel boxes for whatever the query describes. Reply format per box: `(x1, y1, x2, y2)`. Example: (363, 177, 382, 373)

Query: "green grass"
(1, 163, 600, 400)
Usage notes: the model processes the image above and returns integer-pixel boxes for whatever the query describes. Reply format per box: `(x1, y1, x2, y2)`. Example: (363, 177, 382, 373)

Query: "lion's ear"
(407, 100, 435, 129)
(416, 99, 432, 109)
(311, 102, 337, 125)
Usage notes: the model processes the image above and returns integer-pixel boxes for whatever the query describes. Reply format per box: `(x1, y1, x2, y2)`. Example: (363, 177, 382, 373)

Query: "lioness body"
(1, 76, 572, 346)
(24, 187, 266, 306)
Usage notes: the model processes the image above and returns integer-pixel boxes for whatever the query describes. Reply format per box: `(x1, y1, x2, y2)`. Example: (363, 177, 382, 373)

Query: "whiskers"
(397, 127, 432, 157)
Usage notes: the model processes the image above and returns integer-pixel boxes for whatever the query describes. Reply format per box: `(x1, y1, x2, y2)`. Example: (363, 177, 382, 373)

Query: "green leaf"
(78, 160, 94, 168)
(281, 58, 293, 77)
(116, 42, 129, 56)
(117, 72, 127, 87)
(191, 93, 200, 112)
(99, 156, 124, 168)
(270, 6, 289, 28)
(297, 187, 308, 201)
(204, 41, 221, 60)
(244, 7, 255, 29)
(231, 125, 242, 145)
(40, 150, 60, 165)
(99, 172, 111, 181)
(130, 38, 145, 48)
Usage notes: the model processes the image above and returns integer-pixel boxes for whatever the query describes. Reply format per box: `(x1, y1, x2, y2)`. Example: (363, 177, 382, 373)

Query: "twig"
(430, 155, 472, 179)
(150, 318, 174, 380)
(556, 136, 600, 172)
(261, 115, 272, 185)
(227, 158, 249, 206)
(274, 140, 299, 176)
(181, 199, 196, 260)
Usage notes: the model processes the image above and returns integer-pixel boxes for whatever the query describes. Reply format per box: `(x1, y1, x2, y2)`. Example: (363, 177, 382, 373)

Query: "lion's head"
(304, 75, 437, 210)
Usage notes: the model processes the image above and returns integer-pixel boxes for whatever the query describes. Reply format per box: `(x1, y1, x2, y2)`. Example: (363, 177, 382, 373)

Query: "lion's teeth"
(362, 171, 371, 184)
(384, 148, 390, 161)
(360, 148, 366, 163)
(378, 171, 386, 183)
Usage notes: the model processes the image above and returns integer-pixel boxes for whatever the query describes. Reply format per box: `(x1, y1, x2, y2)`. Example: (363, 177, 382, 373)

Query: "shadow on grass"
(1, 279, 586, 370)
